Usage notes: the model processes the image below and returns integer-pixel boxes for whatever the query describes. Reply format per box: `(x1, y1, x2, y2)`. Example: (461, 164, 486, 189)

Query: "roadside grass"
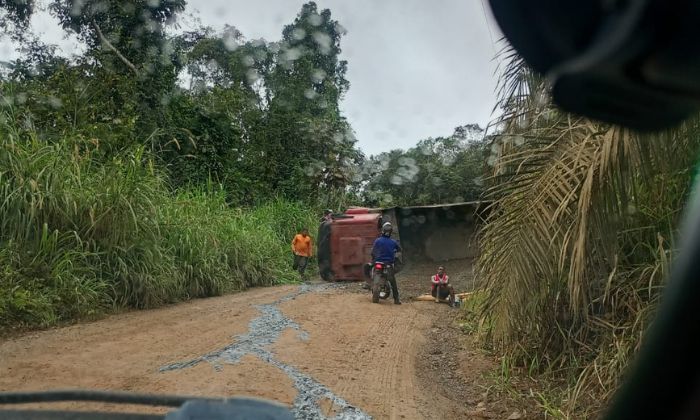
(0, 120, 317, 333)
(461, 291, 590, 419)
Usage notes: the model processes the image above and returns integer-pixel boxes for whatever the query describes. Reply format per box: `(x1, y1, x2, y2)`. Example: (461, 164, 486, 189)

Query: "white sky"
(0, 0, 504, 156)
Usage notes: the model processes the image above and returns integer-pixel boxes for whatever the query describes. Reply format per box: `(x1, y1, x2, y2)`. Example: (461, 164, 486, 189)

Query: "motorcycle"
(370, 261, 393, 303)
(363, 252, 402, 302)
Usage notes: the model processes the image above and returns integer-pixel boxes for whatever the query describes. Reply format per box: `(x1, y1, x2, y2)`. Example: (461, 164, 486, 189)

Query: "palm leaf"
(478, 47, 700, 416)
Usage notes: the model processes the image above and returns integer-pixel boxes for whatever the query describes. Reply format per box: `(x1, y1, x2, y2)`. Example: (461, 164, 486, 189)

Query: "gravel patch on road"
(160, 283, 371, 420)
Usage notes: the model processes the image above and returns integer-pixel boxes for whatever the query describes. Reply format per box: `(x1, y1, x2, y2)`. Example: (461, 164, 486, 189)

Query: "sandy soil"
(0, 259, 535, 419)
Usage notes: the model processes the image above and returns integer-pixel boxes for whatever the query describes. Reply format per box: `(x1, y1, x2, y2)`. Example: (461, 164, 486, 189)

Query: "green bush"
(0, 120, 316, 331)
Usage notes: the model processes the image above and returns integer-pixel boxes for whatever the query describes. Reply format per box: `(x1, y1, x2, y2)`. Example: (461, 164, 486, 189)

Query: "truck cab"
(317, 208, 383, 281)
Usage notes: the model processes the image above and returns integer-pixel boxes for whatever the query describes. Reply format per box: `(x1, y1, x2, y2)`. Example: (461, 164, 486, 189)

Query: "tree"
(0, 0, 34, 40)
(1, 0, 187, 151)
(0, 1, 363, 204)
(49, 0, 186, 136)
(360, 125, 488, 207)
(259, 1, 355, 200)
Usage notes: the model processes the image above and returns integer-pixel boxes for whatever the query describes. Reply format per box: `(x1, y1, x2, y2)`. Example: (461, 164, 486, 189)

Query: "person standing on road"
(320, 209, 333, 224)
(370, 222, 402, 305)
(431, 266, 455, 307)
(292, 228, 313, 280)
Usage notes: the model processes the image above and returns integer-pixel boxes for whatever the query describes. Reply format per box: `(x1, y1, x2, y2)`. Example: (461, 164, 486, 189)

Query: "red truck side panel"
(329, 212, 381, 281)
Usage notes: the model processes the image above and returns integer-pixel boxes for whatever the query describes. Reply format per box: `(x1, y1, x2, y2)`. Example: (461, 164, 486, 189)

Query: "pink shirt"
(431, 274, 449, 290)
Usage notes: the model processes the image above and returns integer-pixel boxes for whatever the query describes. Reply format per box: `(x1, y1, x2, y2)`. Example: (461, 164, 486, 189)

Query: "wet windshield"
(0, 1, 694, 419)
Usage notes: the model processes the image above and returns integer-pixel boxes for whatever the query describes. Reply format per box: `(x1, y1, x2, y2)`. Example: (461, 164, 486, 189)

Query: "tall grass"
(0, 114, 317, 331)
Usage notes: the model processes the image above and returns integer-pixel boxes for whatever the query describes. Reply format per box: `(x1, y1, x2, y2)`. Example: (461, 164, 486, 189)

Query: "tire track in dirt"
(276, 288, 435, 419)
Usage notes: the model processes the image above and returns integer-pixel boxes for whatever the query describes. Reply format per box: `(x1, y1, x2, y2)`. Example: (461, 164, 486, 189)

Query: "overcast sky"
(0, 0, 503, 156)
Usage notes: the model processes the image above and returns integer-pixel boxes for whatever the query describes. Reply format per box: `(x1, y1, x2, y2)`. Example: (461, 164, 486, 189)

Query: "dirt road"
(0, 260, 530, 419)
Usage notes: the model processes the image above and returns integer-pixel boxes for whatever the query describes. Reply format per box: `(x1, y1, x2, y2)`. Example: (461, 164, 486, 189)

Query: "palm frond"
(478, 49, 700, 416)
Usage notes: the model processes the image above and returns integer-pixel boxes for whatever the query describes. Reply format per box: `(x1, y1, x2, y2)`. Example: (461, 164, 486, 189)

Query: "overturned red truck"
(316, 203, 485, 281)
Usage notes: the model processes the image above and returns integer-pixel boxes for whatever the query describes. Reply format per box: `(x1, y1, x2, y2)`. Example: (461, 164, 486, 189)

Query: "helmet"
(381, 222, 393, 235)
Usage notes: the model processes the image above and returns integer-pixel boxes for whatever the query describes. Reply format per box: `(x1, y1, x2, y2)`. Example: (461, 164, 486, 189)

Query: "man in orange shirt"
(292, 228, 313, 280)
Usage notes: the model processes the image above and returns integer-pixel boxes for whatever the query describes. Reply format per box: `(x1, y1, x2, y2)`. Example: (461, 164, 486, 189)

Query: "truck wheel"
(320, 269, 334, 282)
(317, 223, 332, 281)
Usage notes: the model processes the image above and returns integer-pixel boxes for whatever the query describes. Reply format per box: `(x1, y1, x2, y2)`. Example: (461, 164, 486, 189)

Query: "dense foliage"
(1, 0, 362, 204)
(477, 53, 700, 417)
(0, 115, 316, 329)
(0, 1, 355, 329)
(360, 124, 488, 207)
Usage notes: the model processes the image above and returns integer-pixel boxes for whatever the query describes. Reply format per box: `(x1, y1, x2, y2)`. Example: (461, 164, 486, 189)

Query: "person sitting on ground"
(431, 266, 455, 307)
(292, 228, 313, 280)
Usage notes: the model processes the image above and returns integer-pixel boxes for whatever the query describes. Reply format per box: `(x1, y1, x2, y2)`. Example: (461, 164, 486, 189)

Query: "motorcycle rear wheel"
(372, 274, 382, 303)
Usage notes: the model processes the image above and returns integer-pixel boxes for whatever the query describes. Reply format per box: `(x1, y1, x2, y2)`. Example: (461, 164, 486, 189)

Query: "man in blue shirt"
(371, 222, 402, 305)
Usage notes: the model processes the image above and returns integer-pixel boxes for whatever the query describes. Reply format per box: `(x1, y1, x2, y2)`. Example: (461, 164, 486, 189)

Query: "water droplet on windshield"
(269, 42, 281, 54)
(283, 48, 302, 61)
(242, 55, 255, 67)
(48, 96, 63, 109)
(246, 69, 260, 83)
(223, 34, 239, 51)
(543, 109, 556, 121)
(334, 23, 347, 35)
(534, 90, 548, 108)
(71, 0, 87, 16)
(94, 1, 109, 14)
(143, 19, 159, 33)
(312, 32, 332, 55)
(308, 13, 323, 26)
(398, 157, 415, 166)
(517, 116, 530, 129)
(207, 59, 219, 71)
(441, 155, 457, 166)
(311, 69, 326, 84)
(304, 89, 317, 100)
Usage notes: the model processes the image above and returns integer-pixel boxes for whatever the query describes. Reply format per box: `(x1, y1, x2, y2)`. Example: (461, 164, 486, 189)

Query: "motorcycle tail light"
(374, 263, 383, 269)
